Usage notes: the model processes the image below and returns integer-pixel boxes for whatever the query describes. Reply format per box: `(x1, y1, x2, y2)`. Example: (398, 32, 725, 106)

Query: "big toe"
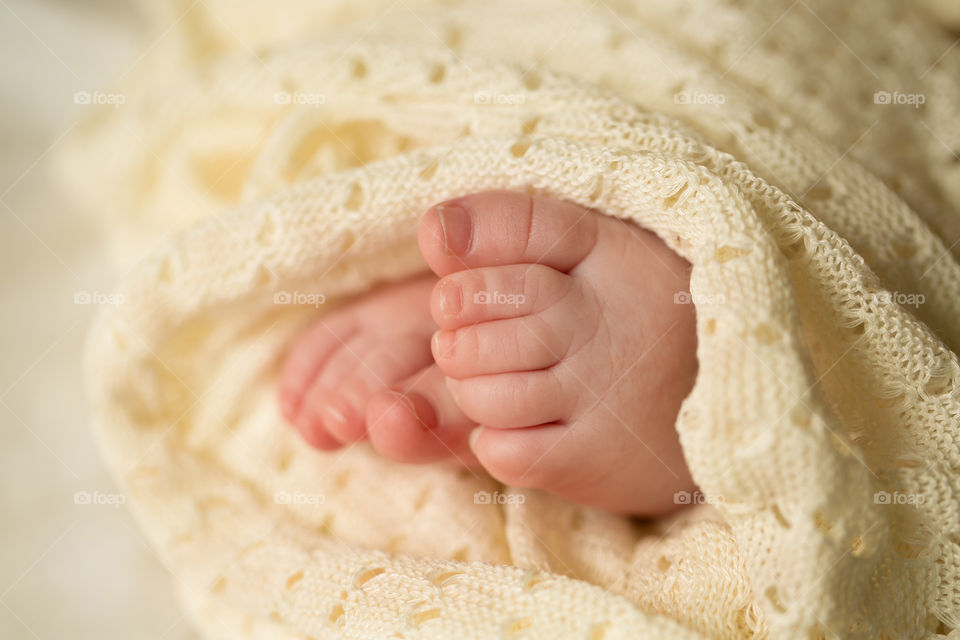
(418, 190, 600, 277)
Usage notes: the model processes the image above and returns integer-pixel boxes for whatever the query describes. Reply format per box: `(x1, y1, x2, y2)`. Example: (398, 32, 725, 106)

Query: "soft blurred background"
(0, 1, 196, 637)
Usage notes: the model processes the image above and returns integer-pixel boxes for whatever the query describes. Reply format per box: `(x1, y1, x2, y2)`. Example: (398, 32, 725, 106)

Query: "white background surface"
(1, 1, 198, 637)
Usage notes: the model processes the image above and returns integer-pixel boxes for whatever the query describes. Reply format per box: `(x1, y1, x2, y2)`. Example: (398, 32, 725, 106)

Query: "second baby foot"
(277, 275, 478, 464)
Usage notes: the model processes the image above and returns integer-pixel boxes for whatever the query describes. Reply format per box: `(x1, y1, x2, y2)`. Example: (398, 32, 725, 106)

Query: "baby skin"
(278, 191, 698, 514)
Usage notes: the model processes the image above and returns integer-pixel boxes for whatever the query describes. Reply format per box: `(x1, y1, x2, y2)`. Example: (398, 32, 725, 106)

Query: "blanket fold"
(62, 1, 960, 638)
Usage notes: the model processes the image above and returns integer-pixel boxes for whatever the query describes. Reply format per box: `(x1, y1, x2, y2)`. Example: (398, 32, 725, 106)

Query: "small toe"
(294, 391, 347, 452)
(329, 335, 435, 443)
(429, 263, 577, 330)
(447, 370, 571, 429)
(366, 365, 479, 466)
(432, 313, 567, 379)
(277, 316, 358, 421)
(468, 423, 573, 490)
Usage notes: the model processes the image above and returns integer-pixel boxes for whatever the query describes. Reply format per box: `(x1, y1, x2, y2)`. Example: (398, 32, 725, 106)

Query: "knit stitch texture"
(60, 1, 960, 638)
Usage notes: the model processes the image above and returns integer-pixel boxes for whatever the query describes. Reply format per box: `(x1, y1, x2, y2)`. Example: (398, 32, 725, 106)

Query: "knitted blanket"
(60, 1, 960, 638)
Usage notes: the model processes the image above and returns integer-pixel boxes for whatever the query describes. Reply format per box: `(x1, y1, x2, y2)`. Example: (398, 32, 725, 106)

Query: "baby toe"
(468, 423, 575, 491)
(295, 383, 348, 452)
(277, 316, 358, 421)
(418, 190, 598, 277)
(448, 370, 571, 429)
(429, 263, 575, 330)
(366, 365, 478, 466)
(432, 314, 563, 379)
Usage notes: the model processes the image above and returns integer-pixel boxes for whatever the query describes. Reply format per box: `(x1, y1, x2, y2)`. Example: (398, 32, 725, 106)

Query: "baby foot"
(277, 275, 477, 464)
(418, 191, 699, 514)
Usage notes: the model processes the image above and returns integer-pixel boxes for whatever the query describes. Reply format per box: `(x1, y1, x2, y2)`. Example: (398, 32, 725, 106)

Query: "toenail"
(439, 280, 462, 317)
(432, 330, 455, 359)
(389, 391, 437, 431)
(445, 377, 461, 404)
(437, 203, 472, 255)
(390, 391, 417, 415)
(322, 404, 347, 427)
(468, 426, 483, 452)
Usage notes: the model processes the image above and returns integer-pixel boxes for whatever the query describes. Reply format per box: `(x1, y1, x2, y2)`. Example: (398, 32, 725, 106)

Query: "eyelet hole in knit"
(754, 323, 780, 345)
(589, 622, 610, 640)
(254, 263, 272, 286)
(589, 175, 605, 200)
(344, 182, 364, 210)
(809, 623, 827, 640)
(765, 586, 787, 613)
(414, 486, 432, 510)
(350, 57, 367, 79)
(804, 178, 833, 201)
(607, 30, 625, 51)
(286, 571, 304, 589)
(353, 567, 385, 588)
(663, 182, 689, 209)
(813, 510, 833, 534)
(850, 535, 867, 557)
(923, 374, 952, 396)
(412, 608, 441, 625)
(444, 25, 463, 48)
(522, 71, 542, 91)
(509, 139, 532, 158)
(523, 572, 550, 590)
(418, 158, 439, 181)
(891, 240, 917, 260)
(190, 151, 253, 201)
(770, 503, 791, 528)
(656, 555, 672, 572)
(752, 110, 777, 129)
(504, 617, 532, 635)
(158, 257, 173, 283)
(714, 245, 751, 262)
(256, 216, 276, 244)
(431, 570, 464, 587)
(790, 405, 812, 427)
(334, 469, 351, 490)
(274, 448, 293, 472)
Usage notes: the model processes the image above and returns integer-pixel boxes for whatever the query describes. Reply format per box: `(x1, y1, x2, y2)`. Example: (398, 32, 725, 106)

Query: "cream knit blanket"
(60, 1, 960, 638)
